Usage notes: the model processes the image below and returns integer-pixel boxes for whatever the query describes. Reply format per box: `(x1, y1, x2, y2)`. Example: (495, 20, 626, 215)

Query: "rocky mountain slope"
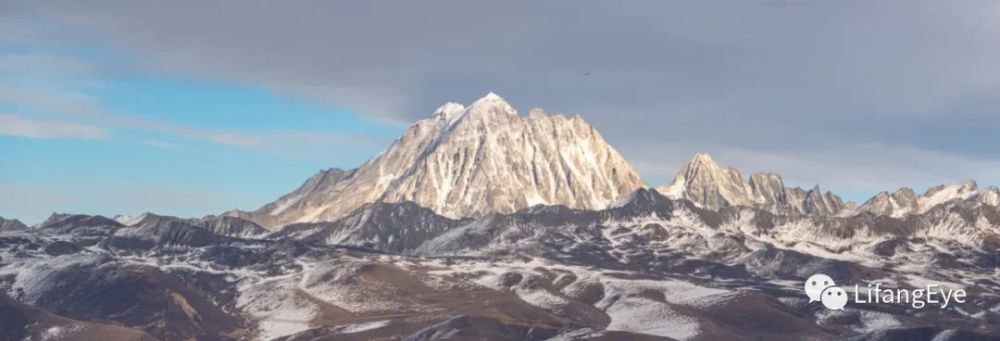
(231, 93, 645, 229)
(2, 187, 998, 340)
(0, 293, 157, 341)
(0, 217, 27, 231)
(263, 187, 1000, 257)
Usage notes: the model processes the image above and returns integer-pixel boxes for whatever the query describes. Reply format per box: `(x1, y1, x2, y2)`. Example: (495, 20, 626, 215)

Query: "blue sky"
(4, 1, 1000, 224)
(1, 45, 403, 223)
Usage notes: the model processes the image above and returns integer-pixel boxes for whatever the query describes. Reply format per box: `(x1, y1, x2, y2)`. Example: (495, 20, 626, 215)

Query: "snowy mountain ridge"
(652, 153, 999, 221)
(856, 180, 996, 218)
(654, 153, 851, 216)
(225, 93, 997, 230)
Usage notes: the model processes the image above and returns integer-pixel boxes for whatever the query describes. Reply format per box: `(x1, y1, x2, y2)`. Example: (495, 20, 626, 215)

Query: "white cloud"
(0, 114, 108, 140)
(142, 139, 182, 149)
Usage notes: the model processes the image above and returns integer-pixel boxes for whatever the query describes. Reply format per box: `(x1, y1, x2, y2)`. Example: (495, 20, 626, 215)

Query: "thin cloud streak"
(0, 114, 107, 140)
(0, 87, 379, 155)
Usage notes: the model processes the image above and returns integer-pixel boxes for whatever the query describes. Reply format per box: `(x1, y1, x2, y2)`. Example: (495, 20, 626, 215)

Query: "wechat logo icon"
(804, 274, 847, 310)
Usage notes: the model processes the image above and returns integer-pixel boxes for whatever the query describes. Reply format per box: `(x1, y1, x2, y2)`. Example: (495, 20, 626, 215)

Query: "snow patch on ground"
(857, 311, 903, 332)
(0, 253, 106, 302)
(599, 295, 700, 340)
(236, 278, 318, 340)
(340, 320, 391, 334)
(40, 324, 81, 341)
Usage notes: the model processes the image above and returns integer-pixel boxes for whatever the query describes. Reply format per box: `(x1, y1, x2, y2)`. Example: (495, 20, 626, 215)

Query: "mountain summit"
(655, 153, 850, 215)
(235, 93, 646, 229)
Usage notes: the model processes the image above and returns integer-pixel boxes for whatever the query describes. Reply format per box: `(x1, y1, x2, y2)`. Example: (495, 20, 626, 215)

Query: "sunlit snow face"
(804, 274, 835, 302)
(820, 287, 848, 310)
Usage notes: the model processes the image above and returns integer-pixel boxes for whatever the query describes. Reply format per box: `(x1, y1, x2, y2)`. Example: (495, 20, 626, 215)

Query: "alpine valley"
(2, 94, 999, 341)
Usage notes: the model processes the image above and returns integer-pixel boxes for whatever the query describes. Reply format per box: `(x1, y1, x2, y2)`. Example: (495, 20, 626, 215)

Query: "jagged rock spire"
(655, 153, 849, 216)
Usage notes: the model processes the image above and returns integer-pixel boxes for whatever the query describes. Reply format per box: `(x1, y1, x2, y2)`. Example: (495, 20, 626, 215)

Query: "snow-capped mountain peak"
(460, 92, 517, 120)
(689, 152, 715, 165)
(476, 91, 505, 102)
(658, 153, 755, 208)
(231, 93, 646, 229)
(655, 153, 849, 216)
